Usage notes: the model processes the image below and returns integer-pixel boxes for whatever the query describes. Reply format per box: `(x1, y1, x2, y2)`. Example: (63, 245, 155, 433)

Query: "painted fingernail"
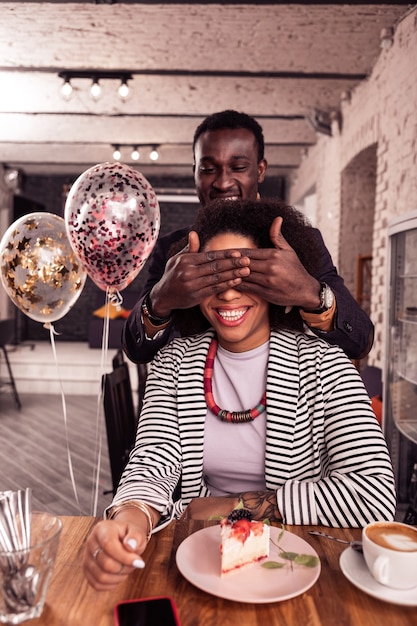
(133, 558, 145, 569)
(127, 538, 137, 550)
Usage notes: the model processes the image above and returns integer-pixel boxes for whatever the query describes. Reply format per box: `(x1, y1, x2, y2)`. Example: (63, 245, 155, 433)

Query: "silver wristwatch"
(312, 282, 335, 313)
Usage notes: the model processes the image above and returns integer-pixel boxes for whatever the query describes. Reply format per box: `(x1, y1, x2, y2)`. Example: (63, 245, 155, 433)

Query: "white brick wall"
(0, 167, 14, 319)
(290, 8, 417, 369)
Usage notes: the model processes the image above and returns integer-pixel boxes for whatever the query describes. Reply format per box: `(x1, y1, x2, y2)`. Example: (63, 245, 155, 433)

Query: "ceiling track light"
(118, 77, 130, 100)
(90, 76, 102, 100)
(60, 73, 73, 100)
(58, 71, 133, 101)
(109, 144, 161, 162)
(149, 146, 159, 161)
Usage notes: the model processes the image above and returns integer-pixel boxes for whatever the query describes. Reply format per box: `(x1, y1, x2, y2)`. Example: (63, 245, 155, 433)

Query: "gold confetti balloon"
(0, 212, 87, 323)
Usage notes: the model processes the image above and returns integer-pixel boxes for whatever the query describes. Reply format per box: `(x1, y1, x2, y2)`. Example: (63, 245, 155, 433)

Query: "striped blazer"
(114, 328, 396, 529)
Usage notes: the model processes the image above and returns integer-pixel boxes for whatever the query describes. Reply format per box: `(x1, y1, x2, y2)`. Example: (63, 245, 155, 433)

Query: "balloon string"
(90, 314, 106, 517)
(90, 287, 121, 516)
(108, 288, 123, 310)
(90, 288, 124, 516)
(46, 323, 82, 515)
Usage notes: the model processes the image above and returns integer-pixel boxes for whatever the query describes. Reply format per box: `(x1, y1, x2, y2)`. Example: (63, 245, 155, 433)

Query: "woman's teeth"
(217, 308, 247, 321)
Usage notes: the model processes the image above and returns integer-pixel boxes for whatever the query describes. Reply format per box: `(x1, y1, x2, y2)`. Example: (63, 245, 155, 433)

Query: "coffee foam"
(381, 531, 417, 552)
(366, 523, 417, 552)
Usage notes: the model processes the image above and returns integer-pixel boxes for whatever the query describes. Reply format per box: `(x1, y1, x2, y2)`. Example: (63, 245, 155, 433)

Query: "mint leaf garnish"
(294, 554, 320, 568)
(261, 561, 286, 569)
(265, 525, 320, 572)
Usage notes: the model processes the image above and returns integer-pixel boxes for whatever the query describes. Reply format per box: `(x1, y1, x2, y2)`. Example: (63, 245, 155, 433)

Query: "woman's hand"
(182, 492, 282, 523)
(181, 496, 239, 521)
(83, 519, 146, 591)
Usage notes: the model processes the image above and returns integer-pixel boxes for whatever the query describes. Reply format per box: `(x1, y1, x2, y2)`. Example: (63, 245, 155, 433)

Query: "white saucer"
(340, 546, 417, 606)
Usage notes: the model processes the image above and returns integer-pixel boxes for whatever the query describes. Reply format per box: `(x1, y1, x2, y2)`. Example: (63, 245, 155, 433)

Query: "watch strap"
(142, 292, 172, 326)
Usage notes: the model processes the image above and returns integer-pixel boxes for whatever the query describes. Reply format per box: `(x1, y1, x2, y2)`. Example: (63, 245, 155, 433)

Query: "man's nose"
(213, 168, 234, 189)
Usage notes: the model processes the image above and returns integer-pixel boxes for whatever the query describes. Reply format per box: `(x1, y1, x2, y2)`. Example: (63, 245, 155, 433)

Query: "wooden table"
(31, 516, 416, 626)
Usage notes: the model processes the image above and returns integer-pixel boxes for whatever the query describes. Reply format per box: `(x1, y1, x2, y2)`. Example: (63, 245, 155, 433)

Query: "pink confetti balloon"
(64, 162, 160, 291)
(0, 212, 87, 323)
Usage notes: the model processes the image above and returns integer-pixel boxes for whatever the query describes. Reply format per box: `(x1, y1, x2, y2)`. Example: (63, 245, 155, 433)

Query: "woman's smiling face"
(199, 232, 270, 352)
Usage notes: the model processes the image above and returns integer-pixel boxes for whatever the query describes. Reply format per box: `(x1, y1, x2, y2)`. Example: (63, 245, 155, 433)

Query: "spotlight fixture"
(340, 90, 351, 104)
(3, 167, 23, 193)
(149, 146, 159, 161)
(118, 77, 130, 100)
(131, 146, 140, 161)
(90, 77, 102, 100)
(112, 145, 121, 161)
(305, 109, 332, 136)
(58, 71, 133, 101)
(380, 27, 394, 50)
(60, 74, 73, 100)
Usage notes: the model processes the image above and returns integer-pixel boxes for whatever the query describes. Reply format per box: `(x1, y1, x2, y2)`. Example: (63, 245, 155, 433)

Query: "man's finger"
(269, 216, 290, 250)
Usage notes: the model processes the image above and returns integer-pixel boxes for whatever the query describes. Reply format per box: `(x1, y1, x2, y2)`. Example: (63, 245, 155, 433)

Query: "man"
(122, 110, 373, 363)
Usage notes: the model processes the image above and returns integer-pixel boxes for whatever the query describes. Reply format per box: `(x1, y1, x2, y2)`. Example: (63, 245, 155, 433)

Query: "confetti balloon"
(0, 212, 87, 323)
(64, 162, 160, 292)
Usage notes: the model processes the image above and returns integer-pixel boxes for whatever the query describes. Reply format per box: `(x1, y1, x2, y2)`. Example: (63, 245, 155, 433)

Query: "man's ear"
(258, 158, 268, 183)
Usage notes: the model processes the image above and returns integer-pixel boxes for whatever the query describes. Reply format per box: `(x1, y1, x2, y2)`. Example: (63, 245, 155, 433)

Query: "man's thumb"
(270, 216, 286, 248)
(188, 230, 200, 253)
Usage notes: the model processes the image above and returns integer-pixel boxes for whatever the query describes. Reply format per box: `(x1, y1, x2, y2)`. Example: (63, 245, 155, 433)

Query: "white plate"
(340, 546, 417, 606)
(176, 525, 320, 603)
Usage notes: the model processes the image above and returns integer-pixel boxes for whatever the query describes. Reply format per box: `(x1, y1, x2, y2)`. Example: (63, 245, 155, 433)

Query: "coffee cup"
(362, 521, 417, 590)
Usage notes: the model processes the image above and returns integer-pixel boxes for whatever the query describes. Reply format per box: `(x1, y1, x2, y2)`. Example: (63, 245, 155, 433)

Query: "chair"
(0, 319, 21, 410)
(137, 362, 148, 417)
(360, 365, 382, 425)
(102, 350, 138, 495)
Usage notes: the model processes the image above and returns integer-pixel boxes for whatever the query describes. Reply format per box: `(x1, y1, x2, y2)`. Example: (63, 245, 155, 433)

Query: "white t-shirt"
(203, 341, 268, 496)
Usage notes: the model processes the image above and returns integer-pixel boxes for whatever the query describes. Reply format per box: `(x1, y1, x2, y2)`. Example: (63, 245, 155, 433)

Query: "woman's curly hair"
(171, 198, 322, 336)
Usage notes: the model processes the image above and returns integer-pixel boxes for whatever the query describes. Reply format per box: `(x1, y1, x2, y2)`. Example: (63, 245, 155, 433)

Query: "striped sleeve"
(275, 335, 396, 527)
(111, 339, 188, 529)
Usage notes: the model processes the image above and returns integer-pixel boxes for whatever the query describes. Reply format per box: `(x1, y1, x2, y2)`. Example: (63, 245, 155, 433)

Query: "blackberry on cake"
(227, 508, 253, 523)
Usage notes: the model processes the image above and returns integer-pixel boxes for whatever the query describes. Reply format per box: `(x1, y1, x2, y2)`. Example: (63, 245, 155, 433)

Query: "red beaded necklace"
(203, 338, 267, 423)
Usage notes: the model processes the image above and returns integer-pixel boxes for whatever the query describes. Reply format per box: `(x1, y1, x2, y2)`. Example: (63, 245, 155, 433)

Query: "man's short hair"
(192, 110, 265, 162)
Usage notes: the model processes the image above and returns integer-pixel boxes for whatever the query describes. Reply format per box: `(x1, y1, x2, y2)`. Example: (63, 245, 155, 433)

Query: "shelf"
(397, 316, 417, 325)
(396, 421, 417, 445)
(397, 371, 417, 386)
(390, 378, 417, 444)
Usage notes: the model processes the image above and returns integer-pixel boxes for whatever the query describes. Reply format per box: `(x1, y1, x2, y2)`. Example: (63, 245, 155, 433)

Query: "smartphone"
(114, 597, 181, 626)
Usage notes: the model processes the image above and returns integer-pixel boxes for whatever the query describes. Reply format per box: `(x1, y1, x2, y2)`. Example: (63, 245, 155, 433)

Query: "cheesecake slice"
(220, 511, 270, 576)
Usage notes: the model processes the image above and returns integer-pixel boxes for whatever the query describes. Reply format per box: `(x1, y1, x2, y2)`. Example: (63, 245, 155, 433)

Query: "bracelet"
(108, 500, 154, 542)
(142, 292, 172, 326)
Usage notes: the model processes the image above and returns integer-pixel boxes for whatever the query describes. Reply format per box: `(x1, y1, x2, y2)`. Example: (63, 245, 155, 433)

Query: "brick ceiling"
(0, 1, 412, 182)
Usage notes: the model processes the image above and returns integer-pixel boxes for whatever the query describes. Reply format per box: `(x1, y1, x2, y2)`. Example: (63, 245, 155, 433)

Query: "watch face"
(323, 286, 334, 309)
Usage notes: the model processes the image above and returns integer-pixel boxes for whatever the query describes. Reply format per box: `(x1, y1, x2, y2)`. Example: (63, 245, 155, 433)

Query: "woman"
(84, 199, 395, 590)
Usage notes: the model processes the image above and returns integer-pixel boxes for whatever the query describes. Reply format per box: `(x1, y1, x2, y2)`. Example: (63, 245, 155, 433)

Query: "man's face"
(193, 128, 267, 208)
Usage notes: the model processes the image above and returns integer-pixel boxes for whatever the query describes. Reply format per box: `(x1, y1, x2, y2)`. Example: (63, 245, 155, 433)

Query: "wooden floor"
(0, 391, 114, 517)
